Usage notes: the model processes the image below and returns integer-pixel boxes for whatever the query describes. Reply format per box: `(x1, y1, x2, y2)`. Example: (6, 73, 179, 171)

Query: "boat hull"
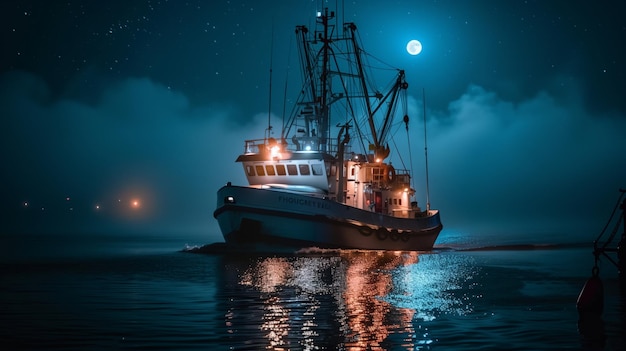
(213, 184, 442, 251)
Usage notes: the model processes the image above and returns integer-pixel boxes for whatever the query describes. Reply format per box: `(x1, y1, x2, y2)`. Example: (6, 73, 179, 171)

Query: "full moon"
(407, 39, 422, 56)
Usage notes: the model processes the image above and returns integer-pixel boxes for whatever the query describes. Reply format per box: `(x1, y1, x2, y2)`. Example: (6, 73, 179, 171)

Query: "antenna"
(340, 0, 344, 28)
(423, 88, 431, 211)
(266, 20, 275, 140)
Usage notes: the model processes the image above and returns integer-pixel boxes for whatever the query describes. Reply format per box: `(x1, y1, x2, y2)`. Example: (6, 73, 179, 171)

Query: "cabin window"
(372, 167, 383, 182)
(265, 165, 276, 176)
(311, 163, 323, 176)
(299, 164, 310, 175)
(393, 198, 398, 205)
(399, 199, 402, 206)
(287, 164, 298, 175)
(246, 165, 255, 176)
(351, 167, 355, 176)
(255, 165, 265, 176)
(276, 164, 286, 175)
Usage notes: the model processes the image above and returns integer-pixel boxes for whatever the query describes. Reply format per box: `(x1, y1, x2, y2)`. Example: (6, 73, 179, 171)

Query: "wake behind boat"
(213, 8, 442, 251)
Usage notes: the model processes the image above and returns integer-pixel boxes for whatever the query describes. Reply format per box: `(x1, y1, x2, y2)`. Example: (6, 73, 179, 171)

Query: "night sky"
(2, 0, 625, 244)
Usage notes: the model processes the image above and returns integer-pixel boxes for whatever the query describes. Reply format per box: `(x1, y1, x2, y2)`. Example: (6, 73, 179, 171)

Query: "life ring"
(376, 228, 388, 240)
(383, 165, 395, 183)
(390, 230, 400, 241)
(400, 232, 410, 242)
(359, 226, 373, 236)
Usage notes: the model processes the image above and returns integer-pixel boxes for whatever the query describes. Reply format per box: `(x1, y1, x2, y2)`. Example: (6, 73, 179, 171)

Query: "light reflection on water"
(386, 254, 480, 321)
(224, 250, 480, 350)
(2, 244, 623, 350)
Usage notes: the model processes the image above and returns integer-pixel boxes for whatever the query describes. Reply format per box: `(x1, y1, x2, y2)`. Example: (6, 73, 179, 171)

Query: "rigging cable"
(594, 190, 626, 248)
(335, 26, 368, 155)
(388, 126, 409, 173)
(281, 34, 294, 138)
(403, 92, 415, 192)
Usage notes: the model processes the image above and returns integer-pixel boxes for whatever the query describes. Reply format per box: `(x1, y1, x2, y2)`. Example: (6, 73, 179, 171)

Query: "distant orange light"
(130, 199, 141, 209)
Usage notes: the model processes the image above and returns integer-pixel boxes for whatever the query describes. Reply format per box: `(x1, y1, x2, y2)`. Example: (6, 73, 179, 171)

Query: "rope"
(601, 215, 623, 250)
(590, 189, 626, 274)
(594, 190, 626, 245)
(592, 249, 600, 277)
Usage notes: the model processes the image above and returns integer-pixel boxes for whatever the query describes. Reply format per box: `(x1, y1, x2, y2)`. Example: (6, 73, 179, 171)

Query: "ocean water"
(1, 231, 625, 350)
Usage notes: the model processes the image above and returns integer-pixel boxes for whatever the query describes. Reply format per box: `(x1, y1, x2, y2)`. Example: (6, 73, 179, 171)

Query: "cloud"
(1, 71, 261, 239)
(423, 84, 626, 240)
(2, 70, 624, 245)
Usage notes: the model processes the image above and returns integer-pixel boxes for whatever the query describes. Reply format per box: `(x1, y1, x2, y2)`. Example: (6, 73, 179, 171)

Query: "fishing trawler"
(213, 9, 442, 251)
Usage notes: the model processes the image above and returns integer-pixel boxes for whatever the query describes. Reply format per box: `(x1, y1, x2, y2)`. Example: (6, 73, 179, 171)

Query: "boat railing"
(391, 208, 413, 218)
(243, 139, 265, 154)
(243, 137, 347, 156)
(391, 208, 435, 219)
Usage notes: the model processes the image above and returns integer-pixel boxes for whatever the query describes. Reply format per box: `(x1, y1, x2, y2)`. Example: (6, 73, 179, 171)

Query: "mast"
(346, 23, 408, 161)
(423, 88, 431, 211)
(346, 23, 378, 149)
(286, 7, 408, 161)
(295, 25, 316, 118)
(318, 8, 334, 152)
(291, 9, 334, 152)
(336, 123, 350, 203)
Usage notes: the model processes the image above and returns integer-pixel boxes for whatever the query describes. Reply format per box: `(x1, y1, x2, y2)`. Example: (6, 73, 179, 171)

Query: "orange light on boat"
(270, 145, 281, 159)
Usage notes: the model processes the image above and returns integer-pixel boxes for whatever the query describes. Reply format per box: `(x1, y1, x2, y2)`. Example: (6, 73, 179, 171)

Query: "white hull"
(214, 184, 442, 251)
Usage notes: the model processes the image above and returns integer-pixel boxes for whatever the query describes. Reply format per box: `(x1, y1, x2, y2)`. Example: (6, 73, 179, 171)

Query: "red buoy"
(576, 272, 604, 318)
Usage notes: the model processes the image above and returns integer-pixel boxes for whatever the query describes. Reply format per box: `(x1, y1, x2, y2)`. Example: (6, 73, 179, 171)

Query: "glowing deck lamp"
(270, 145, 281, 159)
